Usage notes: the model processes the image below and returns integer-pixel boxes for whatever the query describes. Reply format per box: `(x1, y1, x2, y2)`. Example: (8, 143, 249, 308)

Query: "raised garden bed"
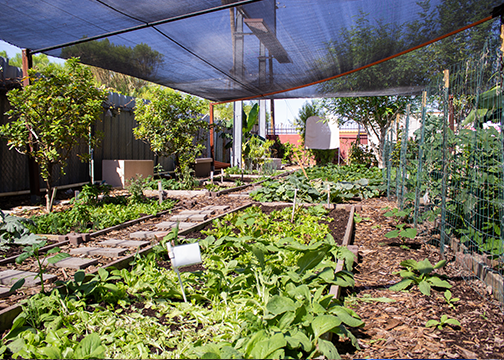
(0, 202, 359, 359)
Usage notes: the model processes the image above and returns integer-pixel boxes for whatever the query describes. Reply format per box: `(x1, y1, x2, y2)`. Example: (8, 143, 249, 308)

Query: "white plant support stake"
(175, 268, 187, 303)
(291, 188, 298, 223)
(327, 184, 330, 205)
(158, 180, 163, 206)
(220, 168, 224, 183)
(210, 171, 214, 184)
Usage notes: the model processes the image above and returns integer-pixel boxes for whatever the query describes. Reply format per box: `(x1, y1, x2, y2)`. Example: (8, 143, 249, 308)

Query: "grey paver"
(155, 221, 195, 230)
(228, 193, 250, 197)
(169, 214, 191, 222)
(46, 257, 99, 270)
(98, 239, 150, 247)
(188, 214, 208, 222)
(70, 247, 128, 257)
(129, 231, 155, 239)
(200, 205, 230, 211)
(0, 269, 57, 287)
(179, 209, 215, 215)
(0, 286, 11, 298)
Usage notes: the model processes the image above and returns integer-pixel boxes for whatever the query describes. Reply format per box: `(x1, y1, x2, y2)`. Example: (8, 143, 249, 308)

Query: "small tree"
(0, 58, 107, 211)
(133, 87, 207, 188)
(322, 96, 414, 168)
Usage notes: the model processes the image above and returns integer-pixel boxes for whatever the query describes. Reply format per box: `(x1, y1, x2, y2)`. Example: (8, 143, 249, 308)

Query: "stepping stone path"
(0, 269, 57, 287)
(70, 247, 128, 258)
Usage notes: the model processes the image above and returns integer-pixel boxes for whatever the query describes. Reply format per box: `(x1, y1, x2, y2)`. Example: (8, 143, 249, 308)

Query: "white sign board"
(305, 116, 340, 149)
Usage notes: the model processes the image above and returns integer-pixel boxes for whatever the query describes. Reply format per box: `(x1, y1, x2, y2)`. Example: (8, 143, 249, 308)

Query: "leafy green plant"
(16, 240, 70, 292)
(125, 175, 148, 203)
(353, 213, 370, 224)
(425, 314, 461, 330)
(0, 210, 43, 252)
(389, 258, 452, 296)
(443, 290, 460, 309)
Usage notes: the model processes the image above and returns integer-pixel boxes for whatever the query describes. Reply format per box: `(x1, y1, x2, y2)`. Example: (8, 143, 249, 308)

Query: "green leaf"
(312, 315, 342, 340)
(297, 246, 329, 273)
(384, 229, 400, 238)
(251, 245, 265, 268)
(267, 296, 297, 315)
(418, 280, 431, 296)
(98, 268, 108, 282)
(425, 319, 439, 328)
(433, 259, 447, 269)
(8, 278, 25, 293)
(399, 259, 418, 269)
(285, 331, 312, 352)
(330, 307, 365, 327)
(202, 352, 220, 359)
(47, 252, 71, 264)
(400, 227, 417, 239)
(428, 277, 452, 289)
(38, 346, 62, 359)
(416, 259, 434, 274)
(278, 311, 296, 330)
(74, 270, 86, 285)
(249, 333, 286, 359)
(389, 278, 413, 291)
(317, 338, 341, 360)
(74, 333, 105, 359)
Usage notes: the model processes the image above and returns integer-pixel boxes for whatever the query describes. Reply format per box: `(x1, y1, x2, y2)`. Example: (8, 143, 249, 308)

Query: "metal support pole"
(399, 105, 411, 210)
(259, 99, 266, 139)
(270, 99, 275, 135)
(233, 12, 244, 81)
(22, 49, 41, 204)
(233, 101, 243, 168)
(440, 70, 450, 255)
(414, 91, 428, 227)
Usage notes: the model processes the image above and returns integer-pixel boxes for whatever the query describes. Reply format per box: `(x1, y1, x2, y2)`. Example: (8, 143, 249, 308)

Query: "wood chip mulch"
(339, 197, 504, 360)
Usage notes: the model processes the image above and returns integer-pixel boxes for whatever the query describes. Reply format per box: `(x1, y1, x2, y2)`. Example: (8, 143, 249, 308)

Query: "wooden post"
(209, 103, 214, 164)
(22, 49, 41, 204)
(270, 99, 275, 135)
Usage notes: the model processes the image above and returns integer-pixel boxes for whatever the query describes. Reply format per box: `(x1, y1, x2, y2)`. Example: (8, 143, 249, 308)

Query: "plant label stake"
(291, 188, 298, 223)
(158, 180, 163, 205)
(210, 171, 214, 184)
(166, 242, 202, 303)
(326, 184, 330, 205)
(220, 168, 224, 183)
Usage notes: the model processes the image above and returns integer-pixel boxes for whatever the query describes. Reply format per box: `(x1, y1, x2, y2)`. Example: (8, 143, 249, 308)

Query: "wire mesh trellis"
(383, 34, 504, 304)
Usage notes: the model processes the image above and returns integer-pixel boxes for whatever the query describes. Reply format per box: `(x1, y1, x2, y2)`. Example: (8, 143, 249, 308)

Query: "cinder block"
(98, 239, 150, 247)
(47, 257, 98, 270)
(0, 270, 57, 287)
(70, 247, 128, 257)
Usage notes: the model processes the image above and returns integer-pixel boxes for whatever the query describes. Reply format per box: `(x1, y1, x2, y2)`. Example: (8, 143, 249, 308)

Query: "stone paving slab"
(0, 269, 57, 287)
(129, 231, 172, 239)
(169, 214, 208, 222)
(155, 221, 196, 230)
(47, 257, 99, 270)
(200, 205, 230, 211)
(98, 239, 150, 247)
(70, 247, 128, 257)
(227, 193, 250, 197)
(0, 286, 11, 298)
(179, 209, 215, 215)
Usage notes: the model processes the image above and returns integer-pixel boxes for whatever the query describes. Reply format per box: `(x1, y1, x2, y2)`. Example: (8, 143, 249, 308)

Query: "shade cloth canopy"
(0, 0, 501, 101)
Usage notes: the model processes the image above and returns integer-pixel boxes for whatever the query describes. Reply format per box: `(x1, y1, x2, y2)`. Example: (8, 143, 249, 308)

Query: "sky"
(0, 40, 310, 126)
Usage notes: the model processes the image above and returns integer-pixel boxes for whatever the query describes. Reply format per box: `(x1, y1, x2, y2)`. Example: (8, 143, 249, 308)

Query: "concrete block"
(155, 222, 195, 230)
(68, 233, 84, 245)
(179, 210, 215, 215)
(0, 270, 57, 287)
(70, 247, 128, 257)
(169, 214, 190, 222)
(98, 239, 150, 247)
(0, 286, 11, 298)
(130, 231, 156, 239)
(102, 160, 154, 188)
(188, 214, 208, 222)
(47, 257, 99, 270)
(201, 205, 230, 211)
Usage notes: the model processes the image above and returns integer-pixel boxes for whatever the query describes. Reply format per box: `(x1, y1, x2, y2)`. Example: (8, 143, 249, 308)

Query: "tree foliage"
(0, 58, 107, 203)
(133, 87, 207, 187)
(323, 96, 414, 167)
